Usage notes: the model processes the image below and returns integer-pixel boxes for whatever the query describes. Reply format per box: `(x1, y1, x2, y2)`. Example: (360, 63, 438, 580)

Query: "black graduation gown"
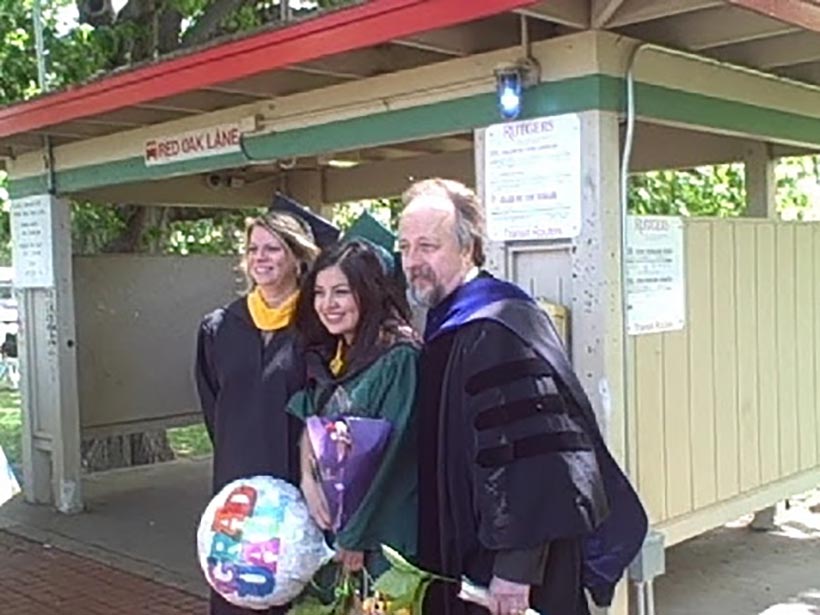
(418, 274, 647, 615)
(195, 297, 306, 615)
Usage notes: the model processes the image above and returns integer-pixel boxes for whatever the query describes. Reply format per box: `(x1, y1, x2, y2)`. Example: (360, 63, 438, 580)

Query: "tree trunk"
(82, 431, 176, 472)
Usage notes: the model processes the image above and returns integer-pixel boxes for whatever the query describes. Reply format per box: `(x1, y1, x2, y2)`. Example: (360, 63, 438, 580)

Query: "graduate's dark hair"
(295, 239, 415, 373)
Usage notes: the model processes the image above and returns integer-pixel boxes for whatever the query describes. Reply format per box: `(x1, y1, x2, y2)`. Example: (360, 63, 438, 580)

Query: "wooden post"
(744, 142, 777, 219)
(13, 195, 83, 513)
(574, 110, 629, 615)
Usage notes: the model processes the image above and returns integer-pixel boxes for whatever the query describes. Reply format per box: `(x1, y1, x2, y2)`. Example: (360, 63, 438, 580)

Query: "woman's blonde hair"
(241, 211, 319, 289)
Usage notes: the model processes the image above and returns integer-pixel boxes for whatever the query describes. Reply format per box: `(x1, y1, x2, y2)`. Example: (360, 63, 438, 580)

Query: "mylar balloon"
(197, 476, 333, 609)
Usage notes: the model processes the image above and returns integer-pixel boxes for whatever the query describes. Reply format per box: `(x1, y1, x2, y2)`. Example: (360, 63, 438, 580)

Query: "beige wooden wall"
(631, 219, 820, 542)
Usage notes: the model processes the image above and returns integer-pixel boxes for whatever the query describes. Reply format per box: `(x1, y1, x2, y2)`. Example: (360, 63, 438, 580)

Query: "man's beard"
(407, 276, 446, 309)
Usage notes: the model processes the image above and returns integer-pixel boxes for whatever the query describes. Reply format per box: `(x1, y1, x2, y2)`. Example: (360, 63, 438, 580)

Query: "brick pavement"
(0, 530, 207, 614)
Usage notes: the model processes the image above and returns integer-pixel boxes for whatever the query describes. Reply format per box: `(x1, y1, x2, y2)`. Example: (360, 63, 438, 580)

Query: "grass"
(0, 388, 213, 465)
(0, 389, 21, 466)
(167, 423, 213, 457)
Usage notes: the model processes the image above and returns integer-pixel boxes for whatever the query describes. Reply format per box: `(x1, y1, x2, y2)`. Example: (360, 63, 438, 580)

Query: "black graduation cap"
(270, 192, 340, 248)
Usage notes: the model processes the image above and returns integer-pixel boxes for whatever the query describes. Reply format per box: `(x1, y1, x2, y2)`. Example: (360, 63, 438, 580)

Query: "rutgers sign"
(145, 123, 242, 166)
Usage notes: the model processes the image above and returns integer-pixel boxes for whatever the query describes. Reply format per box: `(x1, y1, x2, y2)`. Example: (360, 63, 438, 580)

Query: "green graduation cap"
(343, 210, 402, 280)
(344, 210, 394, 252)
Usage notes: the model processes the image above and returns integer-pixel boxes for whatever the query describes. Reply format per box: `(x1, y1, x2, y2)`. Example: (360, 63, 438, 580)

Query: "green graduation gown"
(287, 341, 419, 571)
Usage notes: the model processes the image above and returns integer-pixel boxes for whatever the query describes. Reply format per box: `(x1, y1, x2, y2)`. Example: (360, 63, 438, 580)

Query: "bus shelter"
(1, 0, 820, 611)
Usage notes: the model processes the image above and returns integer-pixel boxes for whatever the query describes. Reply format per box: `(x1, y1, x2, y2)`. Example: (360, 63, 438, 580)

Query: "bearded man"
(398, 178, 647, 615)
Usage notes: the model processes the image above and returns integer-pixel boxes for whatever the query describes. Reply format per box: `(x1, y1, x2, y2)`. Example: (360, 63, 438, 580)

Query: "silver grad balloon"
(197, 476, 334, 609)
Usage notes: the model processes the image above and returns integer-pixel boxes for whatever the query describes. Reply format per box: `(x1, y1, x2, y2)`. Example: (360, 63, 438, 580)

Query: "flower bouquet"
(304, 412, 392, 534)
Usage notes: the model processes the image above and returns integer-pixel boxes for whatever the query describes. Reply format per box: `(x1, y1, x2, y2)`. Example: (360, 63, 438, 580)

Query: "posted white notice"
(625, 216, 686, 335)
(484, 113, 581, 241)
(10, 194, 54, 288)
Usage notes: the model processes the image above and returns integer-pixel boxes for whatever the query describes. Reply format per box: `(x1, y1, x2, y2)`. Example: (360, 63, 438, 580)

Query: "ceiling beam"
(293, 45, 449, 81)
(514, 0, 589, 29)
(708, 31, 820, 69)
(591, 0, 629, 28)
(619, 5, 799, 50)
(135, 103, 202, 115)
(392, 38, 464, 57)
(286, 65, 365, 80)
(70, 117, 146, 128)
(605, 0, 725, 28)
(392, 15, 548, 57)
(724, 0, 820, 33)
(201, 86, 273, 99)
(775, 59, 820, 83)
(34, 129, 87, 139)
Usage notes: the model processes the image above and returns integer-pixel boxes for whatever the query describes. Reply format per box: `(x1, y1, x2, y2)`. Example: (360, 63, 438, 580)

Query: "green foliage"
(332, 198, 400, 233)
(166, 423, 213, 457)
(628, 163, 747, 217)
(71, 201, 129, 254)
(0, 173, 10, 265)
(287, 595, 338, 615)
(288, 565, 363, 615)
(163, 209, 253, 256)
(777, 155, 820, 220)
(0, 390, 21, 466)
(628, 157, 819, 219)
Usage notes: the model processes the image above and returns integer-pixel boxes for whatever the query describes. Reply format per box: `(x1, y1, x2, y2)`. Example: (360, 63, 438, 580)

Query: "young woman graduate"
(288, 239, 420, 578)
(195, 211, 320, 615)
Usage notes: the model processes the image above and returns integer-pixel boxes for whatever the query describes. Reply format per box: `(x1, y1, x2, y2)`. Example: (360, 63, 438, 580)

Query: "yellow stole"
(329, 340, 345, 376)
(246, 288, 298, 331)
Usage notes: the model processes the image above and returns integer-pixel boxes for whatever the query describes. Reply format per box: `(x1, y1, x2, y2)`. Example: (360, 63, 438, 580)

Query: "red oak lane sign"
(144, 123, 242, 166)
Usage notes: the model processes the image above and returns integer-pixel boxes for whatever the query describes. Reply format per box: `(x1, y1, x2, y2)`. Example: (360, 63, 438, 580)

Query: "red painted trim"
(725, 0, 820, 33)
(0, 0, 535, 140)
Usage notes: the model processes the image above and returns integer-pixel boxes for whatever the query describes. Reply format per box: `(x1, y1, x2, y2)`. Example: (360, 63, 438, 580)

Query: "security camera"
(205, 174, 223, 189)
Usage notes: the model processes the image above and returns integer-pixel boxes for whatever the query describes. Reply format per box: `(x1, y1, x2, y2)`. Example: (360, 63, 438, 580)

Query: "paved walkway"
(0, 531, 207, 614)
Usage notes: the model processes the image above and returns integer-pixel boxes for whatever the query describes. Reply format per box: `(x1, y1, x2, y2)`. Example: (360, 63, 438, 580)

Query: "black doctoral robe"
(195, 297, 306, 615)
(418, 273, 647, 615)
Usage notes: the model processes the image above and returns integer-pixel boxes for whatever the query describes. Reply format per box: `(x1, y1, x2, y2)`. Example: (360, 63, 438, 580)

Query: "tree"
(628, 158, 820, 219)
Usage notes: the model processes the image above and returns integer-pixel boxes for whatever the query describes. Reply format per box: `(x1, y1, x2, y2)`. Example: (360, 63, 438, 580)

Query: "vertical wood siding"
(632, 219, 820, 524)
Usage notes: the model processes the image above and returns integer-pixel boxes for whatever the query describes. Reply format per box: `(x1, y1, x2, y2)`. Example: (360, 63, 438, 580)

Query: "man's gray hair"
(401, 178, 486, 267)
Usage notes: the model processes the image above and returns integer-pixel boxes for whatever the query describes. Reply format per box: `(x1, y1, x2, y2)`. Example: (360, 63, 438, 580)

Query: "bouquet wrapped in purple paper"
(287, 343, 419, 565)
(305, 414, 392, 533)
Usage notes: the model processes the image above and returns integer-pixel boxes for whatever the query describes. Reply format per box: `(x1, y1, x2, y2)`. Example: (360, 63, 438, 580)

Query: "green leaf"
(373, 567, 421, 610)
(412, 579, 433, 613)
(286, 595, 338, 615)
(380, 544, 425, 576)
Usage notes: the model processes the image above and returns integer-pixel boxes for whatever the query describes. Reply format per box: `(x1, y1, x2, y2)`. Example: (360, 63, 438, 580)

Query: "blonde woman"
(195, 211, 320, 615)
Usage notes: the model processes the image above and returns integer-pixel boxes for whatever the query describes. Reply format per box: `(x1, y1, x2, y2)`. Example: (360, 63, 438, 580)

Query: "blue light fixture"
(494, 61, 538, 121)
(496, 68, 523, 120)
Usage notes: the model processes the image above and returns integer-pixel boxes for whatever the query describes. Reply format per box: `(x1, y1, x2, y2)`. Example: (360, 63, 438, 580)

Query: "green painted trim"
(634, 82, 820, 147)
(242, 75, 617, 161)
(9, 151, 249, 199)
(9, 75, 614, 199)
(8, 73, 820, 198)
